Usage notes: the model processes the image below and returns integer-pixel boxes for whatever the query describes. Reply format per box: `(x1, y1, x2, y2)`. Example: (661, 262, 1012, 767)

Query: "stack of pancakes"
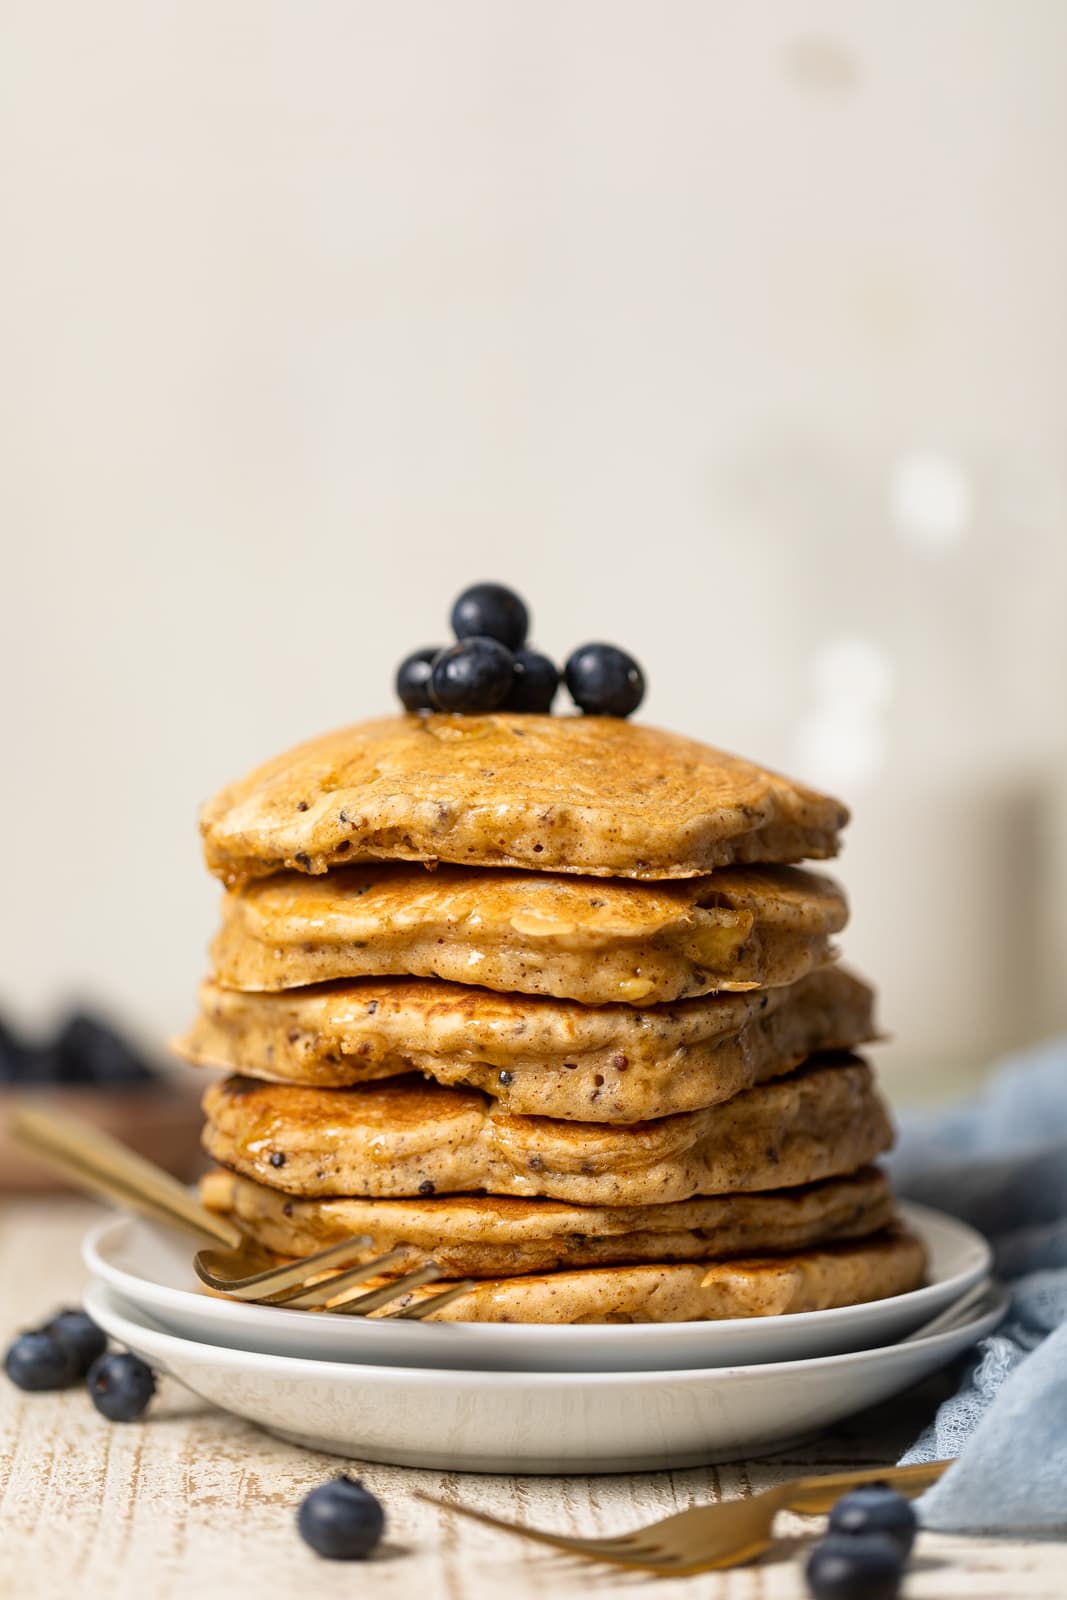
(179, 714, 925, 1323)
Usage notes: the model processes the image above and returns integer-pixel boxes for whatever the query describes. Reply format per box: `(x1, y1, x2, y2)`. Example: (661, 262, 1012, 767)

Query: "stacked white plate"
(84, 1202, 1001, 1474)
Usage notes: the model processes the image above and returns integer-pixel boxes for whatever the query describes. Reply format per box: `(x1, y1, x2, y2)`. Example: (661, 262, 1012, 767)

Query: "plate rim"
(83, 1198, 992, 1347)
(84, 1275, 1008, 1386)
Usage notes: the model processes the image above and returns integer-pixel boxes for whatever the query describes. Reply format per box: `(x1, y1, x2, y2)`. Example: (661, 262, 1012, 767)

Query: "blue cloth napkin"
(889, 1035, 1067, 1533)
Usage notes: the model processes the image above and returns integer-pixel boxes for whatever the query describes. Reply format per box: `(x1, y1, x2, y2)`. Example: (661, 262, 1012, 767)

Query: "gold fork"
(418, 1460, 950, 1575)
(192, 1236, 474, 1318)
(11, 1103, 474, 1320)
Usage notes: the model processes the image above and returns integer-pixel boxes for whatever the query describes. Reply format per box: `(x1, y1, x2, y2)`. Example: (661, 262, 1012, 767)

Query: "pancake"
(200, 1165, 896, 1277)
(200, 1056, 893, 1206)
(199, 1221, 926, 1323)
(179, 967, 875, 1123)
(377, 1230, 927, 1322)
(200, 713, 847, 885)
(209, 862, 846, 1005)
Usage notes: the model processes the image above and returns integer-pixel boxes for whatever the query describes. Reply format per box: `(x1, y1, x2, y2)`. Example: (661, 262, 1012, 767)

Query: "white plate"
(85, 1279, 1006, 1474)
(83, 1201, 991, 1372)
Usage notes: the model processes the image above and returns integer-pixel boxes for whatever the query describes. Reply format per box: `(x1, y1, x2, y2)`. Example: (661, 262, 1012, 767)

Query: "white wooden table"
(1, 1198, 1061, 1600)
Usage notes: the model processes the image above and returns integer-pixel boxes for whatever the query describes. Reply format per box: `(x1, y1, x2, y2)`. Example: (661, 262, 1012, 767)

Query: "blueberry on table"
(297, 1476, 385, 1560)
(430, 637, 514, 713)
(4, 1330, 76, 1391)
(564, 643, 645, 718)
(450, 583, 529, 651)
(828, 1484, 918, 1556)
(396, 646, 443, 712)
(87, 1351, 156, 1421)
(805, 1533, 903, 1600)
(505, 648, 559, 713)
(43, 1309, 107, 1377)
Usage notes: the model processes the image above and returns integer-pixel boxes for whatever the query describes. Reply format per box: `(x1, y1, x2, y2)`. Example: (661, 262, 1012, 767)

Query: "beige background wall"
(3, 2, 1066, 1090)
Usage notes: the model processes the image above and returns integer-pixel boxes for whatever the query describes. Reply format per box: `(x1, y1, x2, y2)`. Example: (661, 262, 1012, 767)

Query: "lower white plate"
(84, 1279, 1006, 1474)
(83, 1201, 991, 1372)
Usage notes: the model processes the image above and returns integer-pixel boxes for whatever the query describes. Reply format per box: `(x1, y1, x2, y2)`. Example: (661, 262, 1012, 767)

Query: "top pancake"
(200, 714, 847, 884)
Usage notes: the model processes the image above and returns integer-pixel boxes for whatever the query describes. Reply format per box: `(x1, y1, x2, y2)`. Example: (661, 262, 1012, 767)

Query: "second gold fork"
(418, 1459, 950, 1575)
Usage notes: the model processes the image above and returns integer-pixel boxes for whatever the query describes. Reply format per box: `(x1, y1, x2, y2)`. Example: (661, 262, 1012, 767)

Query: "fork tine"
(332, 1261, 444, 1315)
(193, 1235, 374, 1298)
(271, 1248, 412, 1309)
(386, 1279, 477, 1319)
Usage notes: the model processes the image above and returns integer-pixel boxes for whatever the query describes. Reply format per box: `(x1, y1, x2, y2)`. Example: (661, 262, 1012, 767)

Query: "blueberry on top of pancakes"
(430, 637, 515, 713)
(565, 642, 645, 718)
(450, 581, 529, 651)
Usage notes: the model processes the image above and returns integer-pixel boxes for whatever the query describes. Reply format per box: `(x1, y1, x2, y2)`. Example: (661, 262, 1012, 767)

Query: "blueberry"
(396, 646, 443, 713)
(43, 1309, 108, 1377)
(87, 1351, 156, 1421)
(564, 643, 645, 718)
(297, 1476, 385, 1560)
(42, 1012, 154, 1086)
(0, 1017, 31, 1083)
(805, 1533, 903, 1600)
(4, 1330, 76, 1391)
(450, 583, 529, 651)
(430, 637, 514, 714)
(505, 649, 559, 713)
(828, 1484, 918, 1557)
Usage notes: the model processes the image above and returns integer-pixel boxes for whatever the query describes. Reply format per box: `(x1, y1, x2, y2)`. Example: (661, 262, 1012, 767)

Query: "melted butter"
(509, 910, 578, 939)
(426, 717, 493, 743)
(617, 976, 655, 1001)
(687, 914, 754, 969)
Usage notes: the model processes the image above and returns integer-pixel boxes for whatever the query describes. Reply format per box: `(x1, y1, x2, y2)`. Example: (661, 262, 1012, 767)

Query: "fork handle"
(785, 1460, 951, 1515)
(10, 1102, 239, 1246)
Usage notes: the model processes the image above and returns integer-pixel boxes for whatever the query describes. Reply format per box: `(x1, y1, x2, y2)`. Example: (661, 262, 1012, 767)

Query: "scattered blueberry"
(450, 583, 529, 651)
(505, 648, 559, 713)
(396, 647, 443, 713)
(0, 1010, 155, 1086)
(297, 1476, 385, 1560)
(87, 1351, 156, 1421)
(430, 637, 514, 714)
(43, 1309, 107, 1377)
(40, 1012, 154, 1086)
(0, 1017, 31, 1084)
(564, 642, 645, 718)
(828, 1484, 918, 1557)
(4, 1330, 76, 1391)
(805, 1532, 903, 1600)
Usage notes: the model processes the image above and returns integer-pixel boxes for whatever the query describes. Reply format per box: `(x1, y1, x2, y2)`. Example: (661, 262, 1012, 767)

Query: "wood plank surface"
(0, 1199, 1060, 1600)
